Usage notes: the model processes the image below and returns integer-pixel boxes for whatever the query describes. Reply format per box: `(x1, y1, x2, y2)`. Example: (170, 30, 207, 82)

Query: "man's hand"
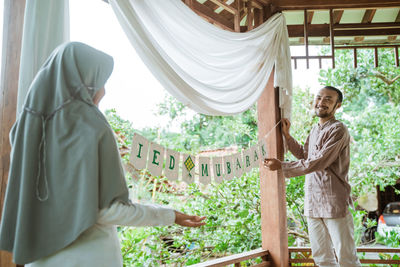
(281, 118, 291, 139)
(174, 211, 206, 227)
(263, 158, 282, 171)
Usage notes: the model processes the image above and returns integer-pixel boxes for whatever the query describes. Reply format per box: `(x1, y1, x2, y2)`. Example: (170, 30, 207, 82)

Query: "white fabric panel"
(223, 155, 234, 181)
(17, 0, 70, 115)
(147, 142, 165, 176)
(130, 133, 149, 170)
(212, 157, 224, 184)
(198, 157, 211, 185)
(109, 0, 292, 116)
(164, 149, 180, 181)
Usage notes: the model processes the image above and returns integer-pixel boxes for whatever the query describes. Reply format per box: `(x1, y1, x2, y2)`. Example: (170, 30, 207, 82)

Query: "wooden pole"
(329, 9, 336, 69)
(304, 9, 309, 69)
(0, 0, 26, 266)
(257, 69, 288, 267)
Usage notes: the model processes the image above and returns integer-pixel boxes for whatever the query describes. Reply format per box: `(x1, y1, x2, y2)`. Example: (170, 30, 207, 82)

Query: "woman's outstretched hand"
(174, 211, 206, 227)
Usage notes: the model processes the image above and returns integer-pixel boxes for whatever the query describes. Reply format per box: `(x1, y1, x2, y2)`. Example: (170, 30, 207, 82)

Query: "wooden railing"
(189, 246, 400, 267)
(190, 248, 270, 267)
(289, 247, 400, 266)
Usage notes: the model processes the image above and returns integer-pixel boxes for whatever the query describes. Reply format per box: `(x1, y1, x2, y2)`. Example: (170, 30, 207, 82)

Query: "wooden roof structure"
(183, 0, 400, 68)
(1, 1, 400, 266)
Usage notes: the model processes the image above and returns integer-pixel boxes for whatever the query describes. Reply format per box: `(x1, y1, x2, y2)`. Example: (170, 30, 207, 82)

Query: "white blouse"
(26, 202, 175, 267)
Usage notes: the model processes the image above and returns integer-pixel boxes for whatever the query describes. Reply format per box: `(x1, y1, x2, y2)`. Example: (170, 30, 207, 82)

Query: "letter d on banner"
(130, 133, 149, 170)
(165, 149, 180, 181)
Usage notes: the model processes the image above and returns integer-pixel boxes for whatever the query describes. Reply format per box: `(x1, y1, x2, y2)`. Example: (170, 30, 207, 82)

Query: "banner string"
(261, 119, 282, 141)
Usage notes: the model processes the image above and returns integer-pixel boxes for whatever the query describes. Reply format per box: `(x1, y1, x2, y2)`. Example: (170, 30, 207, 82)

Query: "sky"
(1, 0, 327, 129)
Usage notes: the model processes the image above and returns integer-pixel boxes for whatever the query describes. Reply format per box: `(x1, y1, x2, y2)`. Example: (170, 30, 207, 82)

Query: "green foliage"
(118, 172, 264, 266)
(154, 95, 258, 152)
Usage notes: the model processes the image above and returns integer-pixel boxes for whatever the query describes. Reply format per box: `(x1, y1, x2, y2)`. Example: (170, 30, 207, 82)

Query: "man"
(264, 86, 361, 267)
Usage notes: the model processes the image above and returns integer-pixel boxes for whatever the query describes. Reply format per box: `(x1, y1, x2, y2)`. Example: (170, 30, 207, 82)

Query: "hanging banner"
(147, 142, 165, 176)
(232, 153, 244, 178)
(223, 155, 234, 181)
(182, 153, 196, 184)
(198, 157, 211, 185)
(130, 133, 149, 169)
(242, 149, 253, 173)
(128, 133, 275, 184)
(212, 157, 224, 183)
(164, 149, 180, 181)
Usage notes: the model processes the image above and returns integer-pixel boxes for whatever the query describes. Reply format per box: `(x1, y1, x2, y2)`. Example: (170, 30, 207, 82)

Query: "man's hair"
(322, 86, 343, 103)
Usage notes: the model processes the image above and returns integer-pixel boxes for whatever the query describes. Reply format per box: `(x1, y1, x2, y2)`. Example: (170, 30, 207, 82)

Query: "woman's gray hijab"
(0, 42, 130, 264)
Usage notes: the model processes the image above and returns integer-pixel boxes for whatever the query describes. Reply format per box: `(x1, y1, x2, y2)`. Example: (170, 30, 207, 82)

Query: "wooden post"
(304, 9, 309, 69)
(329, 9, 336, 69)
(0, 0, 26, 266)
(247, 1, 254, 31)
(234, 0, 241, 32)
(353, 48, 358, 68)
(257, 68, 288, 267)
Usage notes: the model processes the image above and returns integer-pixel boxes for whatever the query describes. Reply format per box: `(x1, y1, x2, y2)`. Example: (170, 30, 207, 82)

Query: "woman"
(0, 42, 205, 266)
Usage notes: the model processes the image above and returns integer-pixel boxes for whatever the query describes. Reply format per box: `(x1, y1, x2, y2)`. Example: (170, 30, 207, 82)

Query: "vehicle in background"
(377, 202, 400, 237)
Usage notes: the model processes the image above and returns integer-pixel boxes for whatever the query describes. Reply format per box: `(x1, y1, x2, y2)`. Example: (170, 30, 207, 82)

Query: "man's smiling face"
(314, 88, 341, 118)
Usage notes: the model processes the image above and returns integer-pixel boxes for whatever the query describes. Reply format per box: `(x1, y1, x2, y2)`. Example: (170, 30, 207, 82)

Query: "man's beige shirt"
(281, 118, 352, 218)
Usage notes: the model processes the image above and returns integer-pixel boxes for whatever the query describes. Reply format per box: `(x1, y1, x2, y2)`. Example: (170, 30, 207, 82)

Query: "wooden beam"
(234, 0, 241, 32)
(287, 24, 400, 37)
(374, 47, 379, 67)
(189, 0, 235, 30)
(388, 35, 397, 41)
(247, 1, 254, 30)
(330, 9, 336, 68)
(362, 9, 377, 23)
(271, 0, 400, 10)
(0, 1, 26, 267)
(307, 11, 314, 24)
(304, 10, 310, 69)
(353, 48, 358, 68)
(333, 10, 344, 24)
(252, 0, 263, 9)
(395, 46, 399, 67)
(334, 22, 400, 29)
(257, 69, 288, 267)
(209, 0, 237, 14)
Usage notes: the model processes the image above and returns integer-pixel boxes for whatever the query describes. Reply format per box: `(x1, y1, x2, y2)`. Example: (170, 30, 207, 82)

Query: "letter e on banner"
(147, 142, 165, 176)
(223, 155, 234, 181)
(199, 157, 211, 185)
(212, 157, 224, 184)
(164, 149, 180, 181)
(130, 133, 149, 170)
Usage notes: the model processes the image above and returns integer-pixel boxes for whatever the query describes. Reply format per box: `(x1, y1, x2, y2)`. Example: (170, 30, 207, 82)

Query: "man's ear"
(336, 102, 342, 109)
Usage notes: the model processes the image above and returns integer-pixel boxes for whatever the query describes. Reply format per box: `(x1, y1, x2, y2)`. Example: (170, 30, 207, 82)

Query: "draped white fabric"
(17, 0, 70, 115)
(110, 0, 292, 117)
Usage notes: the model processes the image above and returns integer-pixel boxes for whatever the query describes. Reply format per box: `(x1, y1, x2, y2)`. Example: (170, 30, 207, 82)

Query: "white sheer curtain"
(110, 0, 292, 117)
(17, 0, 70, 115)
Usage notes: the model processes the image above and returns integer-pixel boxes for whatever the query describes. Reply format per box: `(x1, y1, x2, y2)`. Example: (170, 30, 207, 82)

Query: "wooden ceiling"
(183, 0, 400, 46)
